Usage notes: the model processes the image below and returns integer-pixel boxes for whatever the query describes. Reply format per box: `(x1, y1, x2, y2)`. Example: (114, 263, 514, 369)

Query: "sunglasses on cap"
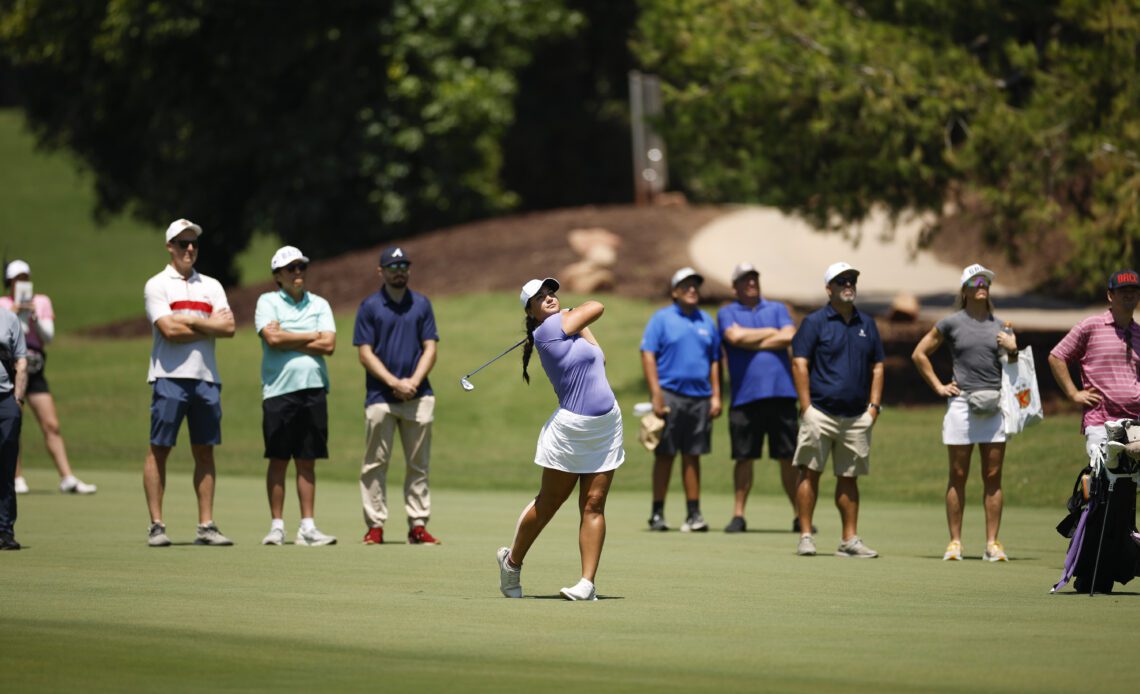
(174, 239, 198, 250)
(830, 276, 857, 287)
(384, 262, 410, 271)
(282, 262, 308, 273)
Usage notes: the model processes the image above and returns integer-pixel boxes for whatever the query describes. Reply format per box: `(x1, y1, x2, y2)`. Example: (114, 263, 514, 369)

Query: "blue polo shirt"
(791, 304, 884, 417)
(640, 303, 720, 397)
(353, 287, 439, 406)
(717, 299, 797, 406)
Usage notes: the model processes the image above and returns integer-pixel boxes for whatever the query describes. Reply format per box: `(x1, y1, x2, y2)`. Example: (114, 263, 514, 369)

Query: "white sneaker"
(559, 578, 597, 601)
(59, 476, 97, 494)
(835, 535, 879, 558)
(14, 476, 28, 494)
(296, 526, 337, 546)
(796, 534, 817, 556)
(262, 527, 285, 546)
(497, 546, 522, 598)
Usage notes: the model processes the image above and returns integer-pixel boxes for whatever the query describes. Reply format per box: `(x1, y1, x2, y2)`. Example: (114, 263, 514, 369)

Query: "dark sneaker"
(680, 513, 709, 532)
(363, 527, 384, 545)
(792, 518, 818, 534)
(724, 516, 747, 533)
(648, 513, 670, 531)
(408, 525, 441, 545)
(0, 533, 21, 550)
(148, 522, 172, 547)
(193, 522, 234, 546)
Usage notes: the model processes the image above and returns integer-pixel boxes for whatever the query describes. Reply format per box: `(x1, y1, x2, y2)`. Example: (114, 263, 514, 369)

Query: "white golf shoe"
(559, 578, 597, 601)
(497, 546, 522, 598)
(296, 526, 337, 546)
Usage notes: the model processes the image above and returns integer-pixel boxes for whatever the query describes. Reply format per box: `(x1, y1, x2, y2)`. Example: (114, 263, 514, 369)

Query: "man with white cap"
(255, 246, 337, 546)
(790, 262, 884, 558)
(717, 262, 803, 533)
(640, 267, 722, 532)
(142, 218, 236, 547)
(353, 246, 441, 545)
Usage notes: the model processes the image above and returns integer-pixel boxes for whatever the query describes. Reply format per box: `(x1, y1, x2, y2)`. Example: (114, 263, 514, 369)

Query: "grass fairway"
(2, 470, 1134, 693)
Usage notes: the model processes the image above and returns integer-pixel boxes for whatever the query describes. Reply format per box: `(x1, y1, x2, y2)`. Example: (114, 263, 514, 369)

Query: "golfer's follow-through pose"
(497, 278, 625, 601)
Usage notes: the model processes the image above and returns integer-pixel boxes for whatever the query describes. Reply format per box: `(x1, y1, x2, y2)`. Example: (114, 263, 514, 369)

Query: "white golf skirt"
(942, 395, 1006, 445)
(534, 402, 625, 474)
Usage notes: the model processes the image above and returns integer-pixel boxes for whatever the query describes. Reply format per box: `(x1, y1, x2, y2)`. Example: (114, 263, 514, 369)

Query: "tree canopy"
(634, 0, 1140, 298)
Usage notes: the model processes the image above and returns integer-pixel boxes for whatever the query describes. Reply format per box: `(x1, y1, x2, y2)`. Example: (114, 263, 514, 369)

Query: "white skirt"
(942, 395, 1006, 445)
(534, 402, 625, 474)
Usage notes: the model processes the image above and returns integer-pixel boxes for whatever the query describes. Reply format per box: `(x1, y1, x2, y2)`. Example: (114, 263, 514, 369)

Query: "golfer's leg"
(946, 445, 972, 543)
(578, 470, 614, 582)
(779, 458, 799, 513)
(511, 467, 577, 565)
(979, 442, 1005, 545)
(28, 393, 74, 478)
(835, 476, 860, 541)
(681, 454, 701, 501)
(190, 444, 217, 525)
(266, 458, 289, 520)
(360, 404, 395, 528)
(295, 459, 316, 519)
(652, 453, 673, 504)
(732, 459, 753, 517)
(144, 445, 170, 523)
(796, 467, 821, 532)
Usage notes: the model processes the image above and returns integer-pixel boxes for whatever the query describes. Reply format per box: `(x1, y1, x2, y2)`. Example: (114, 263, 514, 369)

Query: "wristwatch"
(868, 403, 882, 413)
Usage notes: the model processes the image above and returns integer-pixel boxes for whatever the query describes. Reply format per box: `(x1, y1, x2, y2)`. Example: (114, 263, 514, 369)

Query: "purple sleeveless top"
(534, 313, 616, 416)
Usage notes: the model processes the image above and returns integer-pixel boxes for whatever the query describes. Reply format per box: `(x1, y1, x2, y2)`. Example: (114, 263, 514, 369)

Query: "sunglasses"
(969, 276, 991, 288)
(831, 276, 857, 287)
(282, 262, 308, 273)
(384, 262, 410, 271)
(174, 239, 198, 250)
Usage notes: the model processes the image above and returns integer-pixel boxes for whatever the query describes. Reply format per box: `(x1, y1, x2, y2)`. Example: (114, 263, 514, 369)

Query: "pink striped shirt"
(1050, 310, 1140, 431)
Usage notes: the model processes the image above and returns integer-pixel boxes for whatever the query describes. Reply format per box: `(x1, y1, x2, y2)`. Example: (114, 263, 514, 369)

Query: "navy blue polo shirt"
(353, 287, 439, 406)
(791, 304, 884, 417)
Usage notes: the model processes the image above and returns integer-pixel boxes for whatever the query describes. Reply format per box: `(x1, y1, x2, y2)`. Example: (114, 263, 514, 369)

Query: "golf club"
(459, 337, 528, 391)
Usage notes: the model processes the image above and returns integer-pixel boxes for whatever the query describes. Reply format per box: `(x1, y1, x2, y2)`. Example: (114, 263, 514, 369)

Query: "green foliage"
(0, 0, 579, 284)
(634, 0, 1140, 298)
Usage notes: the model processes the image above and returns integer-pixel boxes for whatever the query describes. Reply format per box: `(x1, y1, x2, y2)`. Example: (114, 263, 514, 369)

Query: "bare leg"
(732, 459, 753, 517)
(795, 467, 820, 534)
(836, 476, 860, 541)
(778, 457, 799, 515)
(577, 470, 614, 582)
(680, 453, 701, 501)
(266, 458, 289, 520)
(510, 468, 578, 565)
(144, 445, 171, 523)
(979, 442, 1005, 545)
(652, 453, 673, 504)
(190, 444, 216, 525)
(946, 445, 973, 543)
(295, 459, 317, 518)
(27, 392, 74, 479)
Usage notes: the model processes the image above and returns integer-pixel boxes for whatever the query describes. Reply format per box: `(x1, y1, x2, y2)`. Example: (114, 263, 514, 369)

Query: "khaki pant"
(792, 405, 873, 477)
(360, 396, 434, 529)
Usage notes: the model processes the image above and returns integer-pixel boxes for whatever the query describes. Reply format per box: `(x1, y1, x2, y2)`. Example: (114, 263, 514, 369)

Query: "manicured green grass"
(1, 470, 1132, 693)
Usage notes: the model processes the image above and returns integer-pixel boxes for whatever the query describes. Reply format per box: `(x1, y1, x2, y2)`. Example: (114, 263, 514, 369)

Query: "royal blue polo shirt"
(791, 303, 884, 417)
(640, 303, 720, 397)
(353, 287, 439, 406)
(717, 299, 797, 406)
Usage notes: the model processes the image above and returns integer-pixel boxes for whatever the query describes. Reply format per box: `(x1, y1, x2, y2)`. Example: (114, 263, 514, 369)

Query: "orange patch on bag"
(1016, 389, 1032, 408)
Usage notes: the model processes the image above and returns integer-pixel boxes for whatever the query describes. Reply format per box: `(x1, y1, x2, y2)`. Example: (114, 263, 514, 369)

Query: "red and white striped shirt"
(1050, 310, 1140, 431)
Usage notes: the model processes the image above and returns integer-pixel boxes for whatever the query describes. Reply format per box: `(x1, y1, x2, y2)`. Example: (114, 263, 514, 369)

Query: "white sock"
(271, 519, 285, 531)
(300, 517, 316, 531)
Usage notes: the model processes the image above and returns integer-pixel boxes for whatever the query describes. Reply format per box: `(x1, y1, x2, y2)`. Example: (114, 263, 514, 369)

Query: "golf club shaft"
(463, 337, 527, 379)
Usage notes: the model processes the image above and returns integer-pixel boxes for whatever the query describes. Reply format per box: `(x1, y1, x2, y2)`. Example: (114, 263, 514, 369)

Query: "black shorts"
(26, 350, 48, 395)
(262, 388, 329, 460)
(655, 389, 712, 457)
(729, 397, 798, 460)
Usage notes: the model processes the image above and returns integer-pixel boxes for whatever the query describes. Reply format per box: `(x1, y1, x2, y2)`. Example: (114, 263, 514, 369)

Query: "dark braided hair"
(521, 313, 540, 384)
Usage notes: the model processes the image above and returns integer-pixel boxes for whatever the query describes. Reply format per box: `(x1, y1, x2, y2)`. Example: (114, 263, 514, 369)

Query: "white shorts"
(534, 402, 625, 474)
(942, 395, 1006, 445)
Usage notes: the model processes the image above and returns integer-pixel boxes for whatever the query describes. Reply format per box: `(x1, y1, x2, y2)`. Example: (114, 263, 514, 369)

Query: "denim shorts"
(150, 378, 222, 447)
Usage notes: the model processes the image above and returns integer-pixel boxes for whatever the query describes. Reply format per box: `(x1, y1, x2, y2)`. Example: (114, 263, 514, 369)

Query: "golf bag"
(1053, 420, 1140, 594)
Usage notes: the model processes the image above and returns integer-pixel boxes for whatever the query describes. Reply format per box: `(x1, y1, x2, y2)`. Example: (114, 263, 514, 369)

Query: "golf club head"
(459, 377, 475, 392)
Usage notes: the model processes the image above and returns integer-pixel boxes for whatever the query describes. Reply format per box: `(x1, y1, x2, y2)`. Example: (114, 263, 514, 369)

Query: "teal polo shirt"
(255, 289, 336, 400)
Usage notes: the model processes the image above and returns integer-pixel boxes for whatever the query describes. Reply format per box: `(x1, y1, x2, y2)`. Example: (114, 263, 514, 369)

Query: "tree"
(634, 0, 1140, 298)
(0, 0, 579, 284)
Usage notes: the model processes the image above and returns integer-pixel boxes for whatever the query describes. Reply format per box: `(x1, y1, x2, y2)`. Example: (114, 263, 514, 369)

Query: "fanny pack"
(965, 389, 1001, 417)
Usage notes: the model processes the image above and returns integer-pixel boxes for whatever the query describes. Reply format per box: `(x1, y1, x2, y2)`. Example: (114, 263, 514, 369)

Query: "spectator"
(0, 307, 27, 550)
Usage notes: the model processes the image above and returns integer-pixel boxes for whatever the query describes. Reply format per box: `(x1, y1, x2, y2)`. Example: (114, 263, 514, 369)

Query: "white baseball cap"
(671, 266, 704, 289)
(165, 218, 203, 243)
(5, 260, 30, 280)
(824, 261, 860, 285)
(520, 277, 560, 309)
(270, 246, 310, 271)
(959, 263, 995, 287)
(731, 262, 759, 283)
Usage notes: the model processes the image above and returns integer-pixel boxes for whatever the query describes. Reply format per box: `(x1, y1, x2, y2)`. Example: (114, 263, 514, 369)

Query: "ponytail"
(521, 314, 539, 384)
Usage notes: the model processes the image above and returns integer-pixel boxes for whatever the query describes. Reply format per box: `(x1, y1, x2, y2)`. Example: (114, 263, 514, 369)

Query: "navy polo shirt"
(640, 303, 720, 397)
(791, 304, 884, 417)
(353, 287, 439, 406)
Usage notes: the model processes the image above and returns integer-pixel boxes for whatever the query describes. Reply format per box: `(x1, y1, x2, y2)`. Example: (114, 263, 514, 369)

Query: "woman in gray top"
(912, 264, 1018, 562)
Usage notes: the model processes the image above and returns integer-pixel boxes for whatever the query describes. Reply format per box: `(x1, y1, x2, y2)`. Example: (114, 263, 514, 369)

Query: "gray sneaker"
(497, 546, 522, 598)
(648, 513, 670, 531)
(796, 534, 817, 556)
(261, 527, 285, 546)
(194, 522, 234, 546)
(148, 522, 172, 547)
(835, 535, 879, 558)
(680, 513, 709, 532)
(296, 526, 337, 546)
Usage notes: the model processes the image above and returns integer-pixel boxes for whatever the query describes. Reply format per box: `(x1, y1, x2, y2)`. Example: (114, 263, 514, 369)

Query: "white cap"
(824, 262, 860, 285)
(959, 263, 995, 287)
(5, 260, 30, 281)
(520, 277, 560, 309)
(731, 263, 759, 283)
(165, 218, 203, 243)
(270, 246, 310, 271)
(671, 266, 704, 289)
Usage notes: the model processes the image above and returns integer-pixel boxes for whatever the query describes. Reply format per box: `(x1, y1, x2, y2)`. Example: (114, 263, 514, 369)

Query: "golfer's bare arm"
(562, 301, 603, 335)
(262, 326, 336, 356)
(154, 315, 204, 343)
(723, 324, 793, 351)
(642, 351, 667, 417)
(358, 344, 401, 388)
(792, 356, 811, 415)
(14, 357, 27, 403)
(708, 358, 722, 418)
(912, 327, 955, 396)
(407, 339, 438, 389)
(868, 361, 884, 422)
(1048, 353, 1100, 406)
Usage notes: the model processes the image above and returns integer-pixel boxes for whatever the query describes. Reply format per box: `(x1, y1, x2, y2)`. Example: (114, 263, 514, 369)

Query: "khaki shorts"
(793, 405, 873, 477)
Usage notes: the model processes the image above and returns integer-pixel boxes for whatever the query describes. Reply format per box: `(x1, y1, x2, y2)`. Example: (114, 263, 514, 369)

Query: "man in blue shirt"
(718, 263, 802, 534)
(353, 246, 441, 546)
(791, 262, 884, 558)
(640, 267, 722, 532)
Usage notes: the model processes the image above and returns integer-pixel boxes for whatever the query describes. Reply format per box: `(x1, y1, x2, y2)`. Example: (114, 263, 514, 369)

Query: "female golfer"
(497, 277, 624, 601)
(1, 260, 96, 494)
(912, 263, 1017, 562)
